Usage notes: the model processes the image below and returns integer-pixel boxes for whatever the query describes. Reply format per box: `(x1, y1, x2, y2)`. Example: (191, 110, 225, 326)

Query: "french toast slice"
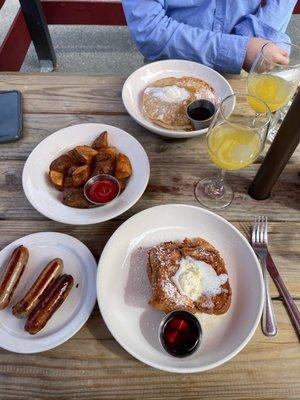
(147, 238, 231, 315)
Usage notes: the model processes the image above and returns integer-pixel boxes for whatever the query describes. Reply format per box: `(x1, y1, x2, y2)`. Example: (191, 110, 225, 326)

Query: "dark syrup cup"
(186, 99, 216, 130)
(159, 310, 202, 357)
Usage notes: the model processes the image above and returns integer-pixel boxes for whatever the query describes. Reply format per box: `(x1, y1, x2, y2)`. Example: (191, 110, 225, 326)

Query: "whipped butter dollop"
(172, 256, 228, 302)
(145, 85, 190, 103)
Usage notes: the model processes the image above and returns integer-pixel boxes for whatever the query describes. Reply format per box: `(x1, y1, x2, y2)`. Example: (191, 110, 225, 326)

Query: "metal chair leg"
(18, 0, 57, 72)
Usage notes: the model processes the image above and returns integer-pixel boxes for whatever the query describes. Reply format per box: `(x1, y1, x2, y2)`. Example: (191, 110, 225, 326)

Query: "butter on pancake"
(142, 76, 218, 130)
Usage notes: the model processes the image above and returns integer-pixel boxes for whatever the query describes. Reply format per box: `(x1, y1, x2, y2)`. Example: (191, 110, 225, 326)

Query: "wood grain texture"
(0, 73, 299, 400)
(0, 113, 300, 164)
(0, 74, 126, 114)
(0, 158, 299, 221)
(0, 302, 299, 400)
(0, 73, 245, 114)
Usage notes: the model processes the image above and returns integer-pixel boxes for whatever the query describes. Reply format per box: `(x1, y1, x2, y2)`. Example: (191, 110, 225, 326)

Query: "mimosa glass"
(195, 94, 271, 209)
(247, 41, 300, 140)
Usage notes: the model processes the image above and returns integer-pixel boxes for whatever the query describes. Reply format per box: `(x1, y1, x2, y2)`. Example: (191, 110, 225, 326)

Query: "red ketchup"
(160, 311, 201, 357)
(87, 179, 119, 204)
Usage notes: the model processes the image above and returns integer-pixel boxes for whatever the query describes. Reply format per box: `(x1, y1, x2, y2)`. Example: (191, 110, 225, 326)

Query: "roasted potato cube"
(49, 170, 64, 191)
(64, 175, 73, 188)
(66, 149, 79, 164)
(101, 147, 117, 159)
(62, 188, 90, 209)
(72, 165, 90, 187)
(68, 165, 79, 175)
(92, 151, 115, 176)
(73, 146, 98, 165)
(92, 131, 108, 150)
(115, 153, 132, 179)
(50, 154, 76, 173)
(64, 165, 80, 188)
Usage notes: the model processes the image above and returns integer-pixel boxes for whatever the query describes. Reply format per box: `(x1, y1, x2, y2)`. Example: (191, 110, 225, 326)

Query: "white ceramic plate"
(97, 204, 264, 373)
(22, 123, 150, 225)
(0, 232, 97, 353)
(122, 60, 234, 139)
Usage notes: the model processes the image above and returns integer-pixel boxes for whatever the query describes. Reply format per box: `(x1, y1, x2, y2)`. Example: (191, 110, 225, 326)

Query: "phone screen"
(0, 90, 22, 143)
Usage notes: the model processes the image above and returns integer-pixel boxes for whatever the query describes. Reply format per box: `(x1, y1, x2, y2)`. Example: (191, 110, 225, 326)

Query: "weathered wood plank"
(0, 220, 299, 298)
(0, 301, 299, 400)
(0, 74, 126, 114)
(0, 73, 126, 85)
(0, 159, 298, 222)
(0, 73, 247, 114)
(0, 113, 299, 164)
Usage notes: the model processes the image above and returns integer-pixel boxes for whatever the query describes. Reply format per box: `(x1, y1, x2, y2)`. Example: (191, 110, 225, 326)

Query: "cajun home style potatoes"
(48, 131, 132, 208)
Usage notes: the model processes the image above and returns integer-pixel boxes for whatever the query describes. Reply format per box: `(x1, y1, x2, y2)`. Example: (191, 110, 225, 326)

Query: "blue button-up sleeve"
(122, 0, 250, 74)
(233, 0, 297, 42)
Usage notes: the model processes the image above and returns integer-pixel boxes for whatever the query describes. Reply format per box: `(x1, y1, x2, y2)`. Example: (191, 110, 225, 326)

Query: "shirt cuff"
(214, 34, 250, 74)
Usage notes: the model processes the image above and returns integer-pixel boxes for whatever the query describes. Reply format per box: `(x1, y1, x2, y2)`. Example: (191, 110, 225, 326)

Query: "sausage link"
(25, 274, 74, 335)
(0, 246, 29, 310)
(12, 258, 63, 318)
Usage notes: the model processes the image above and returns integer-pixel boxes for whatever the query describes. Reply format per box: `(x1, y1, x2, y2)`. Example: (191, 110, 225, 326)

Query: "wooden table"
(0, 73, 299, 400)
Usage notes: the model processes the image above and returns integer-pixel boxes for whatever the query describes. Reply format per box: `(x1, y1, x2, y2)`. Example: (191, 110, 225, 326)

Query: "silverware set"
(251, 216, 300, 339)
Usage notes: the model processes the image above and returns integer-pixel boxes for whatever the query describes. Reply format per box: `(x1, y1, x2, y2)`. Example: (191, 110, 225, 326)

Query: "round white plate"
(97, 204, 264, 373)
(0, 232, 97, 353)
(22, 123, 150, 225)
(122, 60, 234, 139)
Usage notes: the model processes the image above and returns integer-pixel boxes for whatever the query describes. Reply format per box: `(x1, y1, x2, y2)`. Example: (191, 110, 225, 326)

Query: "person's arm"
(233, 0, 297, 42)
(122, 0, 250, 74)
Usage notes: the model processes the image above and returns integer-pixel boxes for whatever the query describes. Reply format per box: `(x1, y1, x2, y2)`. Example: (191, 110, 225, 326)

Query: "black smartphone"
(0, 90, 22, 143)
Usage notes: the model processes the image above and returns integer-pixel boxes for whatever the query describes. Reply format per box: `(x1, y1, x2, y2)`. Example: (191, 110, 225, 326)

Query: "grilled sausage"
(12, 258, 63, 319)
(0, 246, 29, 310)
(25, 274, 74, 335)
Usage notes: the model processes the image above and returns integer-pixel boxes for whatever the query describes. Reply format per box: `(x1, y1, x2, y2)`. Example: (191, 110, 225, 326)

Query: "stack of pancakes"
(147, 237, 231, 315)
(143, 76, 217, 130)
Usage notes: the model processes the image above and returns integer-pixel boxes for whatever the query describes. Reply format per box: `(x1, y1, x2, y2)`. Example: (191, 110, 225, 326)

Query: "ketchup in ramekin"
(84, 174, 120, 206)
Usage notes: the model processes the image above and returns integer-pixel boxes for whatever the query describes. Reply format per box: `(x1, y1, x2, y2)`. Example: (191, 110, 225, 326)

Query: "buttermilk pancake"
(142, 76, 218, 130)
(147, 238, 231, 315)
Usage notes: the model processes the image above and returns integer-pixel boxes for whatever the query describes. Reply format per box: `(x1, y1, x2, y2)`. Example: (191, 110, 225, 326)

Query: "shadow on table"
(228, 171, 300, 212)
(85, 245, 163, 359)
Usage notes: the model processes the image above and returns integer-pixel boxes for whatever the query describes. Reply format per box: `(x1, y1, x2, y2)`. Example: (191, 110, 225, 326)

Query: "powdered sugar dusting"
(162, 279, 178, 298)
(201, 299, 214, 309)
(152, 244, 175, 268)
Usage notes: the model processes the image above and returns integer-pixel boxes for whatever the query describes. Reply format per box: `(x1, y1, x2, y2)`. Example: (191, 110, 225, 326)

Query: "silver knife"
(267, 252, 300, 340)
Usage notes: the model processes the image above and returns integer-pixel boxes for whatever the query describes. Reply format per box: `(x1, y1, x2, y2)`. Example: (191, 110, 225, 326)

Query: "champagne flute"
(195, 94, 271, 210)
(247, 41, 300, 140)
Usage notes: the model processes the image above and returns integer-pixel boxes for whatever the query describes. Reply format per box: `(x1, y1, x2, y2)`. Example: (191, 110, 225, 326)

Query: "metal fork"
(252, 216, 277, 337)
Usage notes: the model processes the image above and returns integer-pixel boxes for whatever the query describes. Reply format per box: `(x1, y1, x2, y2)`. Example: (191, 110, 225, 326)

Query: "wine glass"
(195, 94, 271, 210)
(247, 41, 300, 140)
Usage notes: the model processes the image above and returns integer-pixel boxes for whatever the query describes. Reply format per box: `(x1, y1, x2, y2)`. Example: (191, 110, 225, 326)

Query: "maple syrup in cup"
(159, 310, 202, 357)
(186, 99, 216, 130)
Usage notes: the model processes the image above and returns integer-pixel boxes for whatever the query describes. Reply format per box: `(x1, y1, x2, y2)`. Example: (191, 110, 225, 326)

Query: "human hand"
(243, 37, 289, 72)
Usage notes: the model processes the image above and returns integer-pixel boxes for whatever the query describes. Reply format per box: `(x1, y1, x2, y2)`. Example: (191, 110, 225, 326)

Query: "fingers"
(280, 49, 289, 58)
(274, 52, 289, 65)
(266, 46, 289, 65)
